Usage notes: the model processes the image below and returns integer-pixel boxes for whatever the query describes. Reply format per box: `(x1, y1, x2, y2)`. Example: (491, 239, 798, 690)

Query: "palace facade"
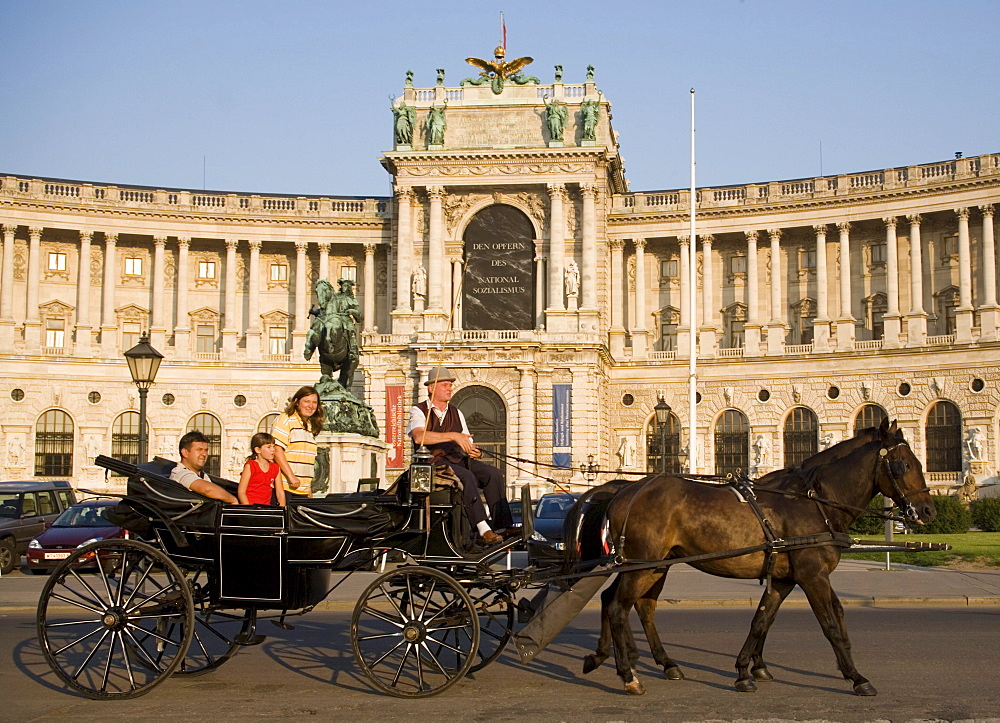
(1, 64, 997, 496)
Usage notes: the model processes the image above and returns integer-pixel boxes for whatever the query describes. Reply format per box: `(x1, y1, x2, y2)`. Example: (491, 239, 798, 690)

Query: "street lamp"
(124, 332, 163, 464)
(579, 453, 599, 485)
(653, 398, 671, 473)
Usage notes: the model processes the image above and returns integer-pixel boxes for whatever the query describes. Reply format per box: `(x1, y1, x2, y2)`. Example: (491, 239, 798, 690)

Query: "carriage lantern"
(124, 333, 163, 464)
(410, 445, 434, 495)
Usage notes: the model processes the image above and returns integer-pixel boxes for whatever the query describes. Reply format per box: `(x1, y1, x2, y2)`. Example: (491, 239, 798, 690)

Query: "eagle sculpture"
(463, 46, 537, 94)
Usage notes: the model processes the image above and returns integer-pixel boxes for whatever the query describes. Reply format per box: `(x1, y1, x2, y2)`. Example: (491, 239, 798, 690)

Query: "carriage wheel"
(465, 585, 515, 673)
(173, 568, 252, 676)
(351, 566, 480, 697)
(36, 539, 194, 699)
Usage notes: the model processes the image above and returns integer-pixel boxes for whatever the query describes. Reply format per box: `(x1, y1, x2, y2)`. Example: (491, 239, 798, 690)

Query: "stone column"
(292, 240, 309, 354)
(766, 228, 785, 354)
(222, 238, 239, 355)
(100, 232, 118, 357)
(24, 227, 43, 351)
(608, 238, 626, 356)
(699, 234, 717, 355)
(630, 239, 648, 356)
(979, 205, 999, 341)
(363, 243, 377, 331)
(426, 186, 446, 320)
(149, 236, 167, 351)
(955, 208, 974, 342)
(450, 256, 463, 329)
(580, 184, 598, 310)
(547, 183, 566, 312)
(393, 188, 413, 315)
(516, 366, 537, 487)
(317, 241, 330, 283)
(75, 230, 94, 357)
(246, 240, 262, 359)
(835, 222, 855, 350)
(812, 225, 831, 351)
(0, 224, 16, 351)
(744, 230, 761, 355)
(905, 215, 927, 347)
(174, 238, 191, 358)
(882, 217, 901, 348)
(677, 235, 692, 356)
(534, 238, 546, 329)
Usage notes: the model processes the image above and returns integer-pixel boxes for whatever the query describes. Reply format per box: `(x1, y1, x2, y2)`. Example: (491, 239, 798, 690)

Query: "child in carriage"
(238, 432, 286, 506)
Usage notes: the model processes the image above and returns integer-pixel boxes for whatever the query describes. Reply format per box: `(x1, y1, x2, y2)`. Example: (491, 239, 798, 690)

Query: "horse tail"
(562, 478, 641, 573)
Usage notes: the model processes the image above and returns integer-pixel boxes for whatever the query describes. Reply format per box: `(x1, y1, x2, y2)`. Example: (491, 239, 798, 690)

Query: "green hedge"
(850, 494, 890, 535)
(971, 497, 1000, 532)
(911, 494, 972, 534)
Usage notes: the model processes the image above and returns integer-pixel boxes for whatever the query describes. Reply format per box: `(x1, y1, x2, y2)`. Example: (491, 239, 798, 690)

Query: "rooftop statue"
(543, 95, 568, 142)
(580, 98, 600, 142)
(426, 103, 447, 146)
(390, 98, 415, 146)
(462, 46, 539, 95)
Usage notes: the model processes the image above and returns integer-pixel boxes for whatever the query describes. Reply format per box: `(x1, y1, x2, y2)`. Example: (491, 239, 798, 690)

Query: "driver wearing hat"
(407, 366, 516, 546)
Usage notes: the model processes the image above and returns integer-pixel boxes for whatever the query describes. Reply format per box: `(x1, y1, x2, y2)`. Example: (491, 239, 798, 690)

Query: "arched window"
(854, 404, 888, 433)
(258, 413, 280, 434)
(784, 407, 818, 467)
(715, 410, 749, 476)
(35, 410, 74, 477)
(647, 412, 682, 474)
(451, 386, 507, 467)
(111, 411, 146, 467)
(187, 412, 222, 476)
(926, 400, 962, 472)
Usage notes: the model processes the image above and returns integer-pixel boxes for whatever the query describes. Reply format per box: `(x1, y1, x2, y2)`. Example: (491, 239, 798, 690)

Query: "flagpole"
(688, 88, 698, 474)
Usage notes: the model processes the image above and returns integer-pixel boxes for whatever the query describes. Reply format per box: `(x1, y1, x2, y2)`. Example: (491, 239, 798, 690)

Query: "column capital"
(294, 239, 309, 252)
(767, 228, 782, 241)
(395, 186, 415, 201)
(79, 230, 94, 243)
(103, 232, 118, 244)
(882, 216, 898, 230)
(812, 225, 828, 236)
(315, 241, 331, 252)
(608, 238, 625, 250)
(955, 207, 970, 220)
(744, 230, 759, 243)
(700, 234, 714, 246)
(1, 224, 17, 236)
(837, 222, 851, 234)
(426, 185, 445, 199)
(225, 238, 239, 251)
(980, 204, 995, 218)
(248, 239, 262, 252)
(547, 182, 567, 199)
(907, 214, 922, 226)
(177, 236, 190, 249)
(28, 227, 43, 240)
(364, 242, 377, 254)
(633, 237, 646, 250)
(580, 183, 598, 197)
(153, 235, 168, 247)
(677, 235, 690, 246)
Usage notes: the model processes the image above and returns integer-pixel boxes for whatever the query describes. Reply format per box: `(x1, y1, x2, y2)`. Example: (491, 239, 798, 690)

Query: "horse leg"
(800, 576, 877, 696)
(608, 571, 658, 695)
(634, 571, 684, 680)
(733, 578, 795, 692)
(582, 575, 618, 674)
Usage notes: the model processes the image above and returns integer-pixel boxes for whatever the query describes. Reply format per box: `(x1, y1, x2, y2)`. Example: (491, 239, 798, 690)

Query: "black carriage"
(36, 455, 536, 700)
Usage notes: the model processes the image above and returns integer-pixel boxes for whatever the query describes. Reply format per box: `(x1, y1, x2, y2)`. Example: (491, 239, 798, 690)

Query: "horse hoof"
(751, 666, 773, 682)
(854, 681, 878, 696)
(624, 680, 646, 696)
(664, 665, 684, 680)
(734, 678, 758, 693)
(582, 655, 600, 674)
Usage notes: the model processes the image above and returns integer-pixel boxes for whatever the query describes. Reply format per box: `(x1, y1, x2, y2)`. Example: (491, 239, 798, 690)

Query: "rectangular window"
(339, 265, 357, 282)
(196, 325, 216, 353)
(942, 234, 958, 258)
(730, 255, 747, 275)
(198, 261, 216, 279)
(48, 252, 67, 271)
(122, 322, 141, 350)
(800, 249, 816, 270)
(870, 242, 886, 265)
(45, 319, 65, 348)
(270, 263, 288, 281)
(660, 323, 677, 351)
(661, 259, 678, 279)
(124, 257, 142, 276)
(268, 326, 287, 355)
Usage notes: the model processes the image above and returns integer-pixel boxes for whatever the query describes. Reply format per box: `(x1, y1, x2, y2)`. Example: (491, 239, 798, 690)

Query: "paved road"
(4, 607, 999, 722)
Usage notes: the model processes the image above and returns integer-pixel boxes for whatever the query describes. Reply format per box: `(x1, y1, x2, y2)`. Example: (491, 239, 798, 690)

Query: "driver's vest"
(415, 401, 465, 463)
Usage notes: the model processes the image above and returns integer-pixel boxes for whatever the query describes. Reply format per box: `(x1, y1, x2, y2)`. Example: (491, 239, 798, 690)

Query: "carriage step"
(271, 619, 295, 631)
(234, 633, 267, 646)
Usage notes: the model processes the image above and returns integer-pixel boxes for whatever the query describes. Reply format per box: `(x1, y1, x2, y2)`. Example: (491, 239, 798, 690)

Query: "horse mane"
(561, 478, 642, 572)
(753, 423, 889, 490)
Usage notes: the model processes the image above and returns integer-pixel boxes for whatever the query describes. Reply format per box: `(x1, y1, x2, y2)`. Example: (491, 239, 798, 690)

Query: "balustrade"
(262, 198, 295, 211)
(44, 183, 79, 197)
(119, 190, 153, 203)
(783, 343, 813, 355)
(854, 339, 883, 350)
(192, 195, 226, 207)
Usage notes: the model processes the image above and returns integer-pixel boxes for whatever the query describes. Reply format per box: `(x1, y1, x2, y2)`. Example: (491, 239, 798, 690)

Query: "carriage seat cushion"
(117, 459, 224, 532)
(286, 496, 396, 537)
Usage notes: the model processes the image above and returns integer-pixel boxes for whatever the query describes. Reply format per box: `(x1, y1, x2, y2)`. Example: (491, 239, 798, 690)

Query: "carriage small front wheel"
(351, 566, 480, 697)
(36, 539, 194, 699)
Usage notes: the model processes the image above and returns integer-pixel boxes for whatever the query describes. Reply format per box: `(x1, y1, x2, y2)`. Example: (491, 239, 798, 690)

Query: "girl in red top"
(238, 432, 285, 506)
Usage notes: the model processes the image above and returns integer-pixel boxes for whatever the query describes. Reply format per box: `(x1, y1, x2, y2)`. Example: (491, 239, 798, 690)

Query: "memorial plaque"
(463, 205, 535, 330)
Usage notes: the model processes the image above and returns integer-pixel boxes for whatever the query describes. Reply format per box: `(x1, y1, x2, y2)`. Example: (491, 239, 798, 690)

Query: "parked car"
(25, 499, 125, 574)
(0, 480, 77, 574)
(527, 492, 581, 566)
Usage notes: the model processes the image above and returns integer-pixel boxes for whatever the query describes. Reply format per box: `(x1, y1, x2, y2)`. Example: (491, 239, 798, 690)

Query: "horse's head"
(873, 423, 936, 525)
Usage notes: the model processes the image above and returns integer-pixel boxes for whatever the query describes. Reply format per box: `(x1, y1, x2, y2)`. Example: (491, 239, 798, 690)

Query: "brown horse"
(567, 420, 934, 696)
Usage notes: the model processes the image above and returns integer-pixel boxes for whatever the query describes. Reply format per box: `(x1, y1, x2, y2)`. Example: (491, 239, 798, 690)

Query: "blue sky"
(2, 0, 997, 197)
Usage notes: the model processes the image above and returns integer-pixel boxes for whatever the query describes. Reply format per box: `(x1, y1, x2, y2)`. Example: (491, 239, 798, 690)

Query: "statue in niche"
(819, 431, 836, 450)
(580, 98, 600, 142)
(7, 434, 24, 467)
(391, 98, 416, 146)
(411, 266, 427, 300)
(564, 260, 580, 297)
(964, 427, 983, 462)
(426, 103, 447, 145)
(752, 434, 769, 467)
(543, 96, 568, 142)
(616, 436, 636, 470)
(554, 64, 563, 82)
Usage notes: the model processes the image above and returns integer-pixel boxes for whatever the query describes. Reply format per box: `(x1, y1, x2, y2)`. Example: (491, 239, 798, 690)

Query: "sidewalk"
(3, 558, 1000, 613)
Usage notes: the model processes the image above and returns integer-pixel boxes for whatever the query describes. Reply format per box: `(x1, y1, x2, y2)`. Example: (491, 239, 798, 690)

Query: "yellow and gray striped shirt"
(270, 412, 317, 496)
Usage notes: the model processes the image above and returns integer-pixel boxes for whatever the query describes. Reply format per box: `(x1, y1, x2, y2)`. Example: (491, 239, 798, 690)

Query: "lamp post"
(124, 333, 163, 464)
(654, 398, 671, 473)
(579, 453, 599, 485)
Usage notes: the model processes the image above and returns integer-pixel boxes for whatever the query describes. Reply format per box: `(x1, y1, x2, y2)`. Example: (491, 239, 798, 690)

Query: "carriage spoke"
(359, 604, 405, 628)
(51, 624, 105, 657)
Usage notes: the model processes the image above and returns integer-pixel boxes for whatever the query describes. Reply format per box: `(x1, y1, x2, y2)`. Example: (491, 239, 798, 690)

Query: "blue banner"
(552, 384, 572, 468)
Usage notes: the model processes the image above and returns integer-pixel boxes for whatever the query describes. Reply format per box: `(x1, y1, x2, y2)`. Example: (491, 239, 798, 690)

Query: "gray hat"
(424, 366, 456, 386)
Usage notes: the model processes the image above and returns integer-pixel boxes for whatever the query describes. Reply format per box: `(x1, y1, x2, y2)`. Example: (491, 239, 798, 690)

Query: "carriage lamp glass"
(654, 398, 671, 425)
(410, 445, 434, 494)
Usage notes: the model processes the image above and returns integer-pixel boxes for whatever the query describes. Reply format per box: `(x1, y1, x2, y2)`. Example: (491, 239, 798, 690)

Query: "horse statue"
(563, 419, 935, 697)
(304, 279, 361, 390)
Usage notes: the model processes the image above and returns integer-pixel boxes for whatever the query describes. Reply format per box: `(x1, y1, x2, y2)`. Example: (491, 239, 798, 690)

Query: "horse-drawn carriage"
(35, 420, 941, 700)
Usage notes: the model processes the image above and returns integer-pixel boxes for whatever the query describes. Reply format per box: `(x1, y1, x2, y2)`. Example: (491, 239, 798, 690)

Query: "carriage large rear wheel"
(36, 539, 194, 699)
(173, 567, 254, 676)
(351, 566, 480, 697)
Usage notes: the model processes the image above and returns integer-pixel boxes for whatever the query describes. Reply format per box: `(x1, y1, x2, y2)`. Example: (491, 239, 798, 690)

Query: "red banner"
(385, 385, 406, 469)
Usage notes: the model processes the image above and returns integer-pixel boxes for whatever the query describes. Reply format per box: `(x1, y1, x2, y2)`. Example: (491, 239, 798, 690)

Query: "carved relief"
(164, 257, 175, 289)
(13, 242, 26, 281)
(91, 248, 103, 285)
(513, 191, 545, 222)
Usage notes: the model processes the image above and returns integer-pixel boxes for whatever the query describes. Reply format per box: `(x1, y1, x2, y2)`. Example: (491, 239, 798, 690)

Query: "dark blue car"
(526, 492, 580, 565)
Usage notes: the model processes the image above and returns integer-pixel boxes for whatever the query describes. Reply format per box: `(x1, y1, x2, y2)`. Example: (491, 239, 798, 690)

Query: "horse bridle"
(877, 441, 930, 523)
